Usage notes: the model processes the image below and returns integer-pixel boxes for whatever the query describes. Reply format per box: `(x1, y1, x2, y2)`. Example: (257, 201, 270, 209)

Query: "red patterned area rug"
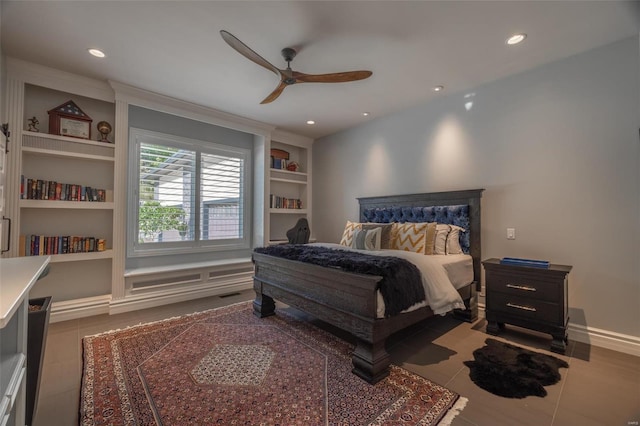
(81, 301, 467, 425)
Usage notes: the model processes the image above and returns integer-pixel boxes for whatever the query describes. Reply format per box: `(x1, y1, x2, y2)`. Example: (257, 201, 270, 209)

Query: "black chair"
(286, 218, 310, 244)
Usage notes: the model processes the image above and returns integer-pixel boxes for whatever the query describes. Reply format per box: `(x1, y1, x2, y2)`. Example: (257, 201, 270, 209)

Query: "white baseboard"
(478, 303, 640, 357)
(568, 323, 640, 357)
(49, 277, 252, 322)
(50, 295, 111, 323)
(109, 279, 252, 315)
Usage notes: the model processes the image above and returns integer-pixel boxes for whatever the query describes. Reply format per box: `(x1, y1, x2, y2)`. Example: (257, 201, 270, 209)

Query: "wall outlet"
(507, 228, 516, 240)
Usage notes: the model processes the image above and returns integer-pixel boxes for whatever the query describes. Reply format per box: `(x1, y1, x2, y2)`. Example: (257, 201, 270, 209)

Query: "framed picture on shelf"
(48, 100, 93, 140)
(270, 148, 289, 160)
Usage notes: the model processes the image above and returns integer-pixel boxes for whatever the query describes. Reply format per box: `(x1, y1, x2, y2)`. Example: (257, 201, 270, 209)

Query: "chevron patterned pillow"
(339, 220, 362, 246)
(392, 222, 432, 253)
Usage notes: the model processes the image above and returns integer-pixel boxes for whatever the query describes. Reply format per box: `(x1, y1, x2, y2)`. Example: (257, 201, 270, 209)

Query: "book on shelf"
(499, 257, 550, 268)
(21, 175, 107, 202)
(269, 194, 302, 209)
(271, 157, 291, 170)
(19, 234, 107, 256)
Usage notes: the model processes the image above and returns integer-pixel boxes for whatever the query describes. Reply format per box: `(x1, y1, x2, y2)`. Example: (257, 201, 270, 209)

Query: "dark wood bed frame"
(252, 189, 484, 384)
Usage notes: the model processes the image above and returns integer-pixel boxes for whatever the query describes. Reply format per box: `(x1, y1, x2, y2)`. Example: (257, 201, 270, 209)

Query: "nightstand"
(482, 258, 572, 354)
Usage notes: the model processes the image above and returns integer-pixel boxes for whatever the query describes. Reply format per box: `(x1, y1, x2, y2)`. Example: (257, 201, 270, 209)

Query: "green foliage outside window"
(138, 200, 185, 242)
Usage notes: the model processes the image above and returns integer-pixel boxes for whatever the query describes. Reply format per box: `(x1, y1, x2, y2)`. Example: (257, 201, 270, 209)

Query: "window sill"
(124, 257, 252, 278)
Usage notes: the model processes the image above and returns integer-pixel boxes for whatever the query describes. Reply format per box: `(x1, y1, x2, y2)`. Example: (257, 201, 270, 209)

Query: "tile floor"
(33, 289, 639, 425)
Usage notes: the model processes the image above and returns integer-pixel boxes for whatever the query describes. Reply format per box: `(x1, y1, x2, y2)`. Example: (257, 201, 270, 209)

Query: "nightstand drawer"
(488, 272, 561, 302)
(490, 293, 561, 323)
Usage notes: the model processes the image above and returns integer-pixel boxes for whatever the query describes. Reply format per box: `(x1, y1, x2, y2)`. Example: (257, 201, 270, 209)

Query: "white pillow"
(446, 225, 465, 255)
(352, 227, 382, 251)
(434, 224, 451, 255)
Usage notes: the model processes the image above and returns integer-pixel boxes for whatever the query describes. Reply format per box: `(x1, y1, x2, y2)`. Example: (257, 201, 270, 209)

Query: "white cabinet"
(0, 257, 50, 426)
(267, 133, 313, 244)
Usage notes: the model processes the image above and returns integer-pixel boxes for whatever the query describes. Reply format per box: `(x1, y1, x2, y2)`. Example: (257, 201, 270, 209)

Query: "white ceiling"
(1, 1, 638, 139)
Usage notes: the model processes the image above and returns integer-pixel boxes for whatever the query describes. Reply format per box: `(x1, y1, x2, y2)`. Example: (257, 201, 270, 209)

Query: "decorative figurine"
(27, 116, 39, 132)
(96, 121, 112, 143)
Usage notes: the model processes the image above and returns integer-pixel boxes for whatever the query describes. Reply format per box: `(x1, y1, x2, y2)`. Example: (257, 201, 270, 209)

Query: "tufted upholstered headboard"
(358, 189, 484, 291)
(362, 204, 471, 253)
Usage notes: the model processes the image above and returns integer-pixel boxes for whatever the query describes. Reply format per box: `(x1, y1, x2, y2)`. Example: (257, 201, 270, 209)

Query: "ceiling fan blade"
(260, 81, 288, 104)
(220, 30, 281, 76)
(293, 70, 372, 83)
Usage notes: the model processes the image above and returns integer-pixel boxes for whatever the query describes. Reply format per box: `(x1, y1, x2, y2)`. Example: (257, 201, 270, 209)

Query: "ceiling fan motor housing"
(281, 47, 297, 62)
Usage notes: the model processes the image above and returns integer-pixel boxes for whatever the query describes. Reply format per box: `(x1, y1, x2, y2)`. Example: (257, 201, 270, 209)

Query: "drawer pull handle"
(506, 283, 536, 292)
(506, 302, 537, 312)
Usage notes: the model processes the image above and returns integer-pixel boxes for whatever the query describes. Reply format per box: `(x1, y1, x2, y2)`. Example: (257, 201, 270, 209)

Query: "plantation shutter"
(138, 143, 194, 243)
(130, 126, 251, 256)
(200, 151, 244, 240)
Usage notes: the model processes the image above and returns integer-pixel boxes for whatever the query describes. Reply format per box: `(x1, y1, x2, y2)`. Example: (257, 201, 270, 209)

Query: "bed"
(252, 189, 484, 384)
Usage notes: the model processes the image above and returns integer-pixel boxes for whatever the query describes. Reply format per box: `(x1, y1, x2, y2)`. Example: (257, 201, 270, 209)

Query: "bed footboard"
(253, 252, 394, 383)
(252, 252, 478, 384)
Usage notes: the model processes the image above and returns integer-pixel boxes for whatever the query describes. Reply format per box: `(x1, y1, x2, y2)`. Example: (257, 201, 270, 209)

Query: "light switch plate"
(507, 228, 516, 240)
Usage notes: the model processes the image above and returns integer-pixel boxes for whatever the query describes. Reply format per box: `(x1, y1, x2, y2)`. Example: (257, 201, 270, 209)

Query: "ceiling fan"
(220, 30, 373, 104)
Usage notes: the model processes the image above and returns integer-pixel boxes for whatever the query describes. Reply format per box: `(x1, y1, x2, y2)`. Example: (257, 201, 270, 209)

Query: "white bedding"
(430, 254, 474, 290)
(309, 243, 469, 317)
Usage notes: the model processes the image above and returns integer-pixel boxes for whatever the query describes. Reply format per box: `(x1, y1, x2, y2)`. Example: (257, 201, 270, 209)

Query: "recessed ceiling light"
(306, 120, 315, 125)
(433, 85, 444, 92)
(88, 48, 106, 58)
(506, 33, 527, 45)
(362, 112, 370, 117)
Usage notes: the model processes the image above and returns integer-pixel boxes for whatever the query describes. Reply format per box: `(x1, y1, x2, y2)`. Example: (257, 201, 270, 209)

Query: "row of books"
(21, 176, 107, 202)
(270, 194, 302, 209)
(19, 234, 107, 257)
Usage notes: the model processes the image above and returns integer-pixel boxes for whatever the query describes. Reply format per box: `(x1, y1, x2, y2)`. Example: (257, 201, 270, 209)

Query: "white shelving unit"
(20, 131, 115, 262)
(19, 200, 114, 209)
(3, 76, 117, 309)
(267, 132, 313, 244)
(269, 208, 309, 214)
(21, 130, 115, 161)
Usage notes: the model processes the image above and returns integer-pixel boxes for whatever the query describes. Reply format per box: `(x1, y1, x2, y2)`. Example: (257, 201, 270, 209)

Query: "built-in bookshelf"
(20, 131, 114, 263)
(6, 80, 117, 306)
(268, 134, 312, 244)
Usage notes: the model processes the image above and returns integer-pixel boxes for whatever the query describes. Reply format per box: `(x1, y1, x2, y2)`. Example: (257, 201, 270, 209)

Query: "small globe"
(97, 121, 112, 142)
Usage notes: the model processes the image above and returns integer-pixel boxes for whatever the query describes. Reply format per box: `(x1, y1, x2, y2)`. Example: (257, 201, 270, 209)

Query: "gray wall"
(313, 37, 639, 338)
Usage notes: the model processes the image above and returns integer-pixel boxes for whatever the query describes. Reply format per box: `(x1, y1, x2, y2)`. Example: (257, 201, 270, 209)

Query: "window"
(128, 128, 251, 256)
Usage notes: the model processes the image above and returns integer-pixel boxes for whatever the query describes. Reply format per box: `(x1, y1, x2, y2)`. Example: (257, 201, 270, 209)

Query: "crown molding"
(109, 80, 275, 137)
(6, 57, 115, 103)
